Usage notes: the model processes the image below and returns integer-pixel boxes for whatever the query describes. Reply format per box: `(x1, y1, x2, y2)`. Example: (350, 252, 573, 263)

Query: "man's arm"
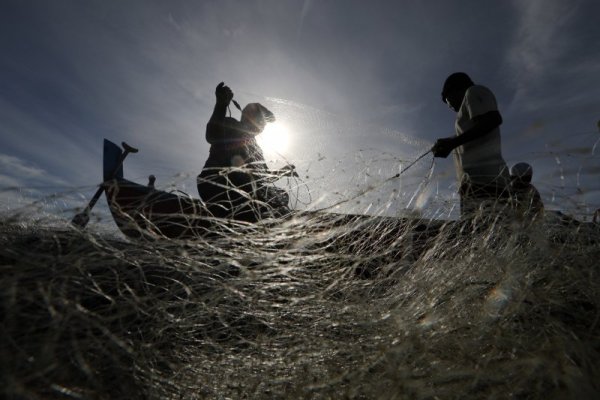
(206, 82, 233, 144)
(205, 104, 228, 144)
(432, 110, 502, 158)
(455, 110, 502, 147)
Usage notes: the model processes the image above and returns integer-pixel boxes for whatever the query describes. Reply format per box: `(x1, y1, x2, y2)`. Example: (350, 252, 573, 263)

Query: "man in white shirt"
(433, 72, 510, 217)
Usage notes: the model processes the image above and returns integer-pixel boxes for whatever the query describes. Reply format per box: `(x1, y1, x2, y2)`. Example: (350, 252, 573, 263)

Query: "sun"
(257, 122, 291, 154)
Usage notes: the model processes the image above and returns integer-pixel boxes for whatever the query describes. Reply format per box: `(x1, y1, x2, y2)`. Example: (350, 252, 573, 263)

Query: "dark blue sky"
(1, 0, 599, 217)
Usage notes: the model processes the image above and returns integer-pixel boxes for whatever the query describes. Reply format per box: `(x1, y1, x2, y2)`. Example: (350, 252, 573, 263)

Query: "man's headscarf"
(241, 103, 275, 131)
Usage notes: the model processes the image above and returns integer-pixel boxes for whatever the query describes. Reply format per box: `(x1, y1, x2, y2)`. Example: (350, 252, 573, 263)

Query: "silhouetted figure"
(432, 72, 510, 217)
(509, 162, 544, 220)
(197, 82, 293, 221)
(147, 175, 156, 189)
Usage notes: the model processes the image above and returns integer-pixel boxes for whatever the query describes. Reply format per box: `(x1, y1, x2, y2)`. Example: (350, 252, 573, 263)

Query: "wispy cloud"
(0, 153, 71, 214)
(0, 153, 67, 188)
(0, 154, 47, 180)
(0, 175, 21, 188)
(509, 0, 578, 76)
(507, 0, 583, 111)
(297, 0, 313, 37)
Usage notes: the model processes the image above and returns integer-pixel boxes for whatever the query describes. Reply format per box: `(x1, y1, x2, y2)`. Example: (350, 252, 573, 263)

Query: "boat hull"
(104, 178, 221, 239)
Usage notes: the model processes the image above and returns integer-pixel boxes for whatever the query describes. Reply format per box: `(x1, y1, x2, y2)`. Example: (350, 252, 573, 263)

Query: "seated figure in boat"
(509, 162, 544, 221)
(197, 82, 294, 221)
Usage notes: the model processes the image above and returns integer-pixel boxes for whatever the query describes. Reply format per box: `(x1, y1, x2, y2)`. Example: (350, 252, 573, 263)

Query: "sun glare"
(257, 122, 291, 154)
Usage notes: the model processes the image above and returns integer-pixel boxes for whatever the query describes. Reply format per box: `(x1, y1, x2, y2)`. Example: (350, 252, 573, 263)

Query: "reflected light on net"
(257, 122, 291, 155)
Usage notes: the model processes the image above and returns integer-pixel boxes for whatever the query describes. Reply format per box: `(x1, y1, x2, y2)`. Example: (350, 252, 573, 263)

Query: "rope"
(310, 149, 435, 213)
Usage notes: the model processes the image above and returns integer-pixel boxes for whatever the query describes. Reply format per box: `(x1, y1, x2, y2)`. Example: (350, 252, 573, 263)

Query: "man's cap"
(441, 72, 474, 102)
(242, 103, 275, 124)
(510, 162, 533, 181)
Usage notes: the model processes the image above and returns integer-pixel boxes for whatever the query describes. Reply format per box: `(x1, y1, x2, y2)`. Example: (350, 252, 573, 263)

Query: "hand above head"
(215, 82, 234, 106)
(432, 137, 457, 158)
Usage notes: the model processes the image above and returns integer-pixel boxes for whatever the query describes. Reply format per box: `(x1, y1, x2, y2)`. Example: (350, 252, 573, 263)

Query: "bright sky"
(1, 0, 599, 218)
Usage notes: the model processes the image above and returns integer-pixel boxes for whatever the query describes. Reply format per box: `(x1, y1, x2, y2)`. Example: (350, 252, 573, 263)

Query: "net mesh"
(1, 108, 599, 399)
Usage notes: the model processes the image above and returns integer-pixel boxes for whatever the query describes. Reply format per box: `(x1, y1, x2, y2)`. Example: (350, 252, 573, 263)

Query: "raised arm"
(205, 82, 233, 144)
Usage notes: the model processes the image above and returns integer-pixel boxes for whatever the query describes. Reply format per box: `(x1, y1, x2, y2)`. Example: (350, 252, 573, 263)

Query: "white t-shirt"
(454, 85, 509, 185)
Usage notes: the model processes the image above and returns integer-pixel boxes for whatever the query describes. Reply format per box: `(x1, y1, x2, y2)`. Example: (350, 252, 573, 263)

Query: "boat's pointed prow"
(103, 139, 124, 181)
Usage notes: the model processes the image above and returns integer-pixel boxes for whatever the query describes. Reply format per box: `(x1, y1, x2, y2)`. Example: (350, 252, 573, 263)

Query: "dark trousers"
(197, 169, 259, 222)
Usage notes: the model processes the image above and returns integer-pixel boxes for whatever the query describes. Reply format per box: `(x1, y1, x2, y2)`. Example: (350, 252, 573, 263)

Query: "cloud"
(0, 153, 83, 218)
(297, 0, 313, 37)
(0, 175, 21, 188)
(509, 1, 577, 75)
(506, 0, 584, 111)
(0, 153, 67, 188)
(0, 154, 47, 180)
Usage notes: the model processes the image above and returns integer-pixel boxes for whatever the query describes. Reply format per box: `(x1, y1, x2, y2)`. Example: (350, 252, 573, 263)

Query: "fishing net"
(1, 102, 599, 399)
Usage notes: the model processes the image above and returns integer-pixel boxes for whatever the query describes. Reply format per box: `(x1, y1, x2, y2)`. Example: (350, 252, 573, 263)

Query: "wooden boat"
(103, 139, 230, 239)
